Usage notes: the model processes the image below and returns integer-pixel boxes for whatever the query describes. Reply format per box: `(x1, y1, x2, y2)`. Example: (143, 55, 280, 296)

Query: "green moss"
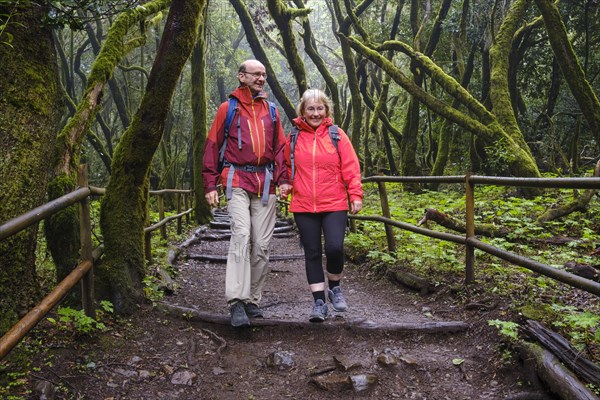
(519, 303, 558, 325)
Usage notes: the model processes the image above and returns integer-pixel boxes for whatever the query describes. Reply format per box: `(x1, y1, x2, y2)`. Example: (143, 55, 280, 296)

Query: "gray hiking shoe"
(230, 301, 250, 327)
(328, 286, 348, 311)
(244, 302, 263, 318)
(309, 299, 328, 322)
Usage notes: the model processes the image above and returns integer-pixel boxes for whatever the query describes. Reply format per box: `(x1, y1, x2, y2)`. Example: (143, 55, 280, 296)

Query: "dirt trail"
(13, 213, 540, 399)
(151, 212, 530, 400)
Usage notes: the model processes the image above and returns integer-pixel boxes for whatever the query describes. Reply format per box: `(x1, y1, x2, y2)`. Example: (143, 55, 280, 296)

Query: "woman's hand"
(350, 200, 362, 215)
(279, 184, 292, 199)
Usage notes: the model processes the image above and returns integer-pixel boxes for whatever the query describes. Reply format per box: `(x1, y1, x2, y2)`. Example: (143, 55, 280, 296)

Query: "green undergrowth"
(346, 178, 600, 362)
(2, 198, 190, 399)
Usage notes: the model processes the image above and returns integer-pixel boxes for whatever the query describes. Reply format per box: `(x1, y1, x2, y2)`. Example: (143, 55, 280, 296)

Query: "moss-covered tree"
(99, 0, 205, 314)
(45, 0, 170, 285)
(534, 0, 600, 149)
(266, 0, 309, 95)
(192, 0, 211, 225)
(342, 0, 542, 182)
(229, 0, 295, 121)
(0, 2, 63, 333)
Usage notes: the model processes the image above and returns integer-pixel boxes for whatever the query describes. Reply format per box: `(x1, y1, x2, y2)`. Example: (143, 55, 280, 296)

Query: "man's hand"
(205, 190, 219, 207)
(279, 184, 292, 199)
(350, 200, 362, 215)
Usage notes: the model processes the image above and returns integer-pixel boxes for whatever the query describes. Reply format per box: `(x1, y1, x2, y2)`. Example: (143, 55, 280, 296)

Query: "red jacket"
(202, 86, 289, 196)
(284, 117, 363, 213)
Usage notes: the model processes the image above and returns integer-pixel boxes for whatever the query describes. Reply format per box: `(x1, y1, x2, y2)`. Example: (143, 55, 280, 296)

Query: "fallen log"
(157, 303, 469, 334)
(418, 208, 510, 237)
(155, 265, 175, 294)
(524, 320, 600, 387)
(385, 268, 433, 295)
(518, 341, 600, 400)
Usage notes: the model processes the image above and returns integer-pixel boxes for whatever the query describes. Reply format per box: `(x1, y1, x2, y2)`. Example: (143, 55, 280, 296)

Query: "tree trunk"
(228, 0, 296, 121)
(343, 36, 542, 180)
(0, 2, 63, 334)
(534, 0, 600, 149)
(99, 0, 205, 314)
(267, 0, 308, 95)
(332, 0, 373, 151)
(192, 1, 212, 225)
(293, 0, 342, 123)
(45, 0, 170, 284)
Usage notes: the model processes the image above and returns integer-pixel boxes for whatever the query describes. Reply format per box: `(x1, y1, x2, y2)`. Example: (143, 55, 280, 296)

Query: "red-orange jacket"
(284, 116, 363, 213)
(202, 86, 289, 196)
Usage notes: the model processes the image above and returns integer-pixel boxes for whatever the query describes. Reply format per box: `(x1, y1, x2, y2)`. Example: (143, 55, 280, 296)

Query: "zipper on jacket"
(251, 100, 262, 197)
(312, 133, 317, 213)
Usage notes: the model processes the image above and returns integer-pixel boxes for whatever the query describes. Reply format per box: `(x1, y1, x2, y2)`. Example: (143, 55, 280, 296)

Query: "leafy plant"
(488, 319, 520, 342)
(143, 275, 165, 303)
(552, 304, 600, 354)
(47, 304, 110, 336)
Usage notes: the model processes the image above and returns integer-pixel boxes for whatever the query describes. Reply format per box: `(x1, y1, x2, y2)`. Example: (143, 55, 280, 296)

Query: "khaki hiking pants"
(225, 188, 276, 305)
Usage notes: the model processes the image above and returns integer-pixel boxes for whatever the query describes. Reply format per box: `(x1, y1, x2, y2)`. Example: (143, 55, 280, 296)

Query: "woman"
(281, 89, 363, 322)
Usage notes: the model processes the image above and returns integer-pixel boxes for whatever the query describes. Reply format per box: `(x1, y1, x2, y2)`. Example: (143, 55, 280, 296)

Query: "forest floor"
(2, 211, 573, 399)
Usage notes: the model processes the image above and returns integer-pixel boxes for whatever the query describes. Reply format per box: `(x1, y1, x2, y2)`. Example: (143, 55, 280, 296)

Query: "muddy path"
(12, 212, 545, 399)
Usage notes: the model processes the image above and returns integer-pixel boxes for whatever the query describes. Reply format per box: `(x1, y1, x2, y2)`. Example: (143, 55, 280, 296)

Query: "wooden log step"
(186, 253, 305, 262)
(157, 303, 470, 334)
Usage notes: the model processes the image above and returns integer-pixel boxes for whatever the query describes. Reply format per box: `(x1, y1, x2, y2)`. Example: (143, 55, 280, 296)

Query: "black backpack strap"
(289, 125, 300, 180)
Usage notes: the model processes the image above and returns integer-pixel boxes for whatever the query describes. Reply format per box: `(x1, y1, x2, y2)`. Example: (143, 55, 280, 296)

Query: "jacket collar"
(230, 86, 268, 104)
(292, 116, 333, 133)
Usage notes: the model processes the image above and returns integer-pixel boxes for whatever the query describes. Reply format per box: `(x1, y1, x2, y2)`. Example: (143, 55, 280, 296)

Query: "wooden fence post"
(158, 194, 166, 239)
(184, 193, 191, 224)
(145, 231, 152, 264)
(78, 164, 95, 318)
(377, 181, 396, 253)
(176, 193, 182, 235)
(465, 172, 475, 284)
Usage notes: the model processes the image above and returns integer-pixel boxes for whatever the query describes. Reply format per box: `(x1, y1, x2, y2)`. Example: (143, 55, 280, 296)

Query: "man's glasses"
(242, 71, 267, 79)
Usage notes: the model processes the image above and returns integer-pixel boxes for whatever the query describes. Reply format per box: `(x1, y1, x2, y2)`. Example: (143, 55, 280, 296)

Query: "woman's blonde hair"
(297, 89, 333, 118)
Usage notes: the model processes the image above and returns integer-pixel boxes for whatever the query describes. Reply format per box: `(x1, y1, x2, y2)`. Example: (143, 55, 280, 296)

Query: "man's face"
(238, 63, 267, 95)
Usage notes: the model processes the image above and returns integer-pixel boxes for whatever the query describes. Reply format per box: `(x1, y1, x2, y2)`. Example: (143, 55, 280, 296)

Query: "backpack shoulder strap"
(328, 124, 340, 153)
(219, 97, 239, 170)
(289, 125, 300, 180)
(223, 97, 238, 136)
(268, 101, 277, 127)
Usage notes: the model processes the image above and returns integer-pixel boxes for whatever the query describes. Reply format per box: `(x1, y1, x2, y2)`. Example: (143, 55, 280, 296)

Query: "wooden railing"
(0, 165, 193, 359)
(351, 174, 600, 297)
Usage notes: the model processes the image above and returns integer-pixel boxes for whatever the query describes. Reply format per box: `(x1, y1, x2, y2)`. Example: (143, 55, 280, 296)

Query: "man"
(202, 60, 292, 327)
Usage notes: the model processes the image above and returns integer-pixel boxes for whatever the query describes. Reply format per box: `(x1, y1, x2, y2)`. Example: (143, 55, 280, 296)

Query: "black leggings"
(294, 211, 347, 285)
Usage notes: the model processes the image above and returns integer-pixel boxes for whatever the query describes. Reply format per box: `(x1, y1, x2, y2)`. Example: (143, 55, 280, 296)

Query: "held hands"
(279, 183, 293, 199)
(205, 190, 219, 207)
(350, 200, 362, 215)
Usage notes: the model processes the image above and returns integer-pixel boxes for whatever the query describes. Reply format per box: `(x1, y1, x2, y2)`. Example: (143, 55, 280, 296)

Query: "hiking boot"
(230, 301, 250, 328)
(309, 299, 328, 322)
(244, 302, 263, 318)
(328, 286, 348, 311)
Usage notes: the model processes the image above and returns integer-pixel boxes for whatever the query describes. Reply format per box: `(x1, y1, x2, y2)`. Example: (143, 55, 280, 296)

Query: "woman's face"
(302, 98, 326, 129)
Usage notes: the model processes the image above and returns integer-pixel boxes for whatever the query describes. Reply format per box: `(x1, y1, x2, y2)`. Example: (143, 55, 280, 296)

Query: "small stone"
(377, 352, 398, 366)
(34, 380, 55, 400)
(399, 356, 418, 366)
(138, 370, 151, 380)
(333, 355, 362, 371)
(350, 374, 378, 392)
(212, 367, 226, 376)
(171, 370, 197, 385)
(266, 351, 295, 371)
(129, 356, 142, 365)
(114, 368, 138, 378)
(310, 373, 352, 391)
